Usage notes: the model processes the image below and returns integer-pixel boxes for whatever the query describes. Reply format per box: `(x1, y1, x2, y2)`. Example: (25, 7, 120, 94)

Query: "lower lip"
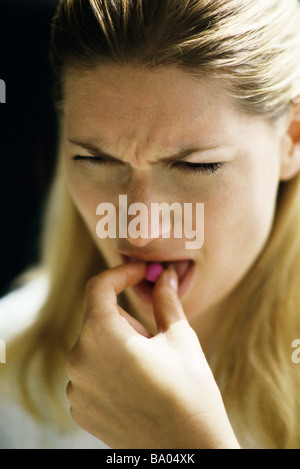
(131, 261, 195, 304)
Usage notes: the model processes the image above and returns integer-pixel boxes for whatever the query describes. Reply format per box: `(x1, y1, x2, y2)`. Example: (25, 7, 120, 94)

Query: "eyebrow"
(68, 140, 124, 163)
(67, 139, 225, 163)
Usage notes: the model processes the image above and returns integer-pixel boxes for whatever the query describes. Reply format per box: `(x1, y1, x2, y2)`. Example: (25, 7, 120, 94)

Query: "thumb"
(151, 265, 187, 332)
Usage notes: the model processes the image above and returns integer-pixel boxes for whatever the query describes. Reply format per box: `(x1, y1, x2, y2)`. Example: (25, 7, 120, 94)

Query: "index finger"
(85, 261, 146, 309)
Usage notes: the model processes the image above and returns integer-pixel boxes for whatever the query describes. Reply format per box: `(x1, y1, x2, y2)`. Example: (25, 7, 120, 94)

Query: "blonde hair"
(3, 0, 300, 448)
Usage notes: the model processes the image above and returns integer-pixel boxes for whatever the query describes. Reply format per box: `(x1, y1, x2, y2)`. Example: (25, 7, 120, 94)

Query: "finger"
(86, 261, 146, 309)
(151, 265, 187, 332)
(84, 262, 149, 338)
(117, 305, 153, 338)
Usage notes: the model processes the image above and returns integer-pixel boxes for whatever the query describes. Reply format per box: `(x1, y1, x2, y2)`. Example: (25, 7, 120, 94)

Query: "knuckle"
(66, 380, 73, 400)
(66, 344, 81, 379)
(66, 354, 74, 376)
(84, 273, 111, 315)
(69, 406, 82, 426)
(84, 277, 98, 299)
(85, 275, 97, 292)
(66, 381, 83, 415)
(66, 356, 76, 380)
(85, 271, 109, 294)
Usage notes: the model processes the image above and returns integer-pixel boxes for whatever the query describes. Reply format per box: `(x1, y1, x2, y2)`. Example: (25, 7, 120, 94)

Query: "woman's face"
(62, 65, 289, 331)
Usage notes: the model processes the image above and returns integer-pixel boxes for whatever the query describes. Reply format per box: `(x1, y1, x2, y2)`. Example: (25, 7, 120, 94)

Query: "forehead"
(62, 65, 256, 158)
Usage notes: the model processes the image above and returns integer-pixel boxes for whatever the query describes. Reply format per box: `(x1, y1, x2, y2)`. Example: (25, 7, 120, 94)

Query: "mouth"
(121, 254, 196, 304)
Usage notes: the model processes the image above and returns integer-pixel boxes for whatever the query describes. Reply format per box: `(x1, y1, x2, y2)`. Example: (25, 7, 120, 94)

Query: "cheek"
(64, 164, 101, 233)
(65, 167, 123, 265)
(185, 169, 279, 314)
(203, 164, 279, 268)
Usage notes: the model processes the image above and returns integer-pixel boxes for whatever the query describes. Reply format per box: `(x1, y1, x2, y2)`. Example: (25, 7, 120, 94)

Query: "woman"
(1, 0, 300, 449)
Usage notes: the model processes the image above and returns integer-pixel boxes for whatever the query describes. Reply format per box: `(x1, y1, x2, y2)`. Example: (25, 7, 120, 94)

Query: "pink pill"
(145, 262, 164, 283)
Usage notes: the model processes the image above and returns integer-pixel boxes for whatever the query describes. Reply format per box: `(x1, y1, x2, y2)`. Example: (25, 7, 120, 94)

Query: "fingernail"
(167, 264, 178, 291)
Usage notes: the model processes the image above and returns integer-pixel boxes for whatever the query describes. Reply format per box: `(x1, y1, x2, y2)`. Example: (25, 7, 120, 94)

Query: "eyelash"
(73, 155, 113, 167)
(72, 155, 222, 175)
(170, 161, 221, 175)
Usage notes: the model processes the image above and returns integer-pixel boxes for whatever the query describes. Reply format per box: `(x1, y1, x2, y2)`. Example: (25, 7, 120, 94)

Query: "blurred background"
(0, 0, 59, 297)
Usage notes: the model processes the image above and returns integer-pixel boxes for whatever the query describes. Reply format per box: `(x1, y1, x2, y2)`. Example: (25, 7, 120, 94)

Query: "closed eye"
(72, 155, 222, 175)
(72, 155, 122, 166)
(170, 161, 222, 175)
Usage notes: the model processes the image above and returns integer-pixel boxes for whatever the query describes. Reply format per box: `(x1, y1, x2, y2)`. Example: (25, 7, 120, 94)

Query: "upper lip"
(119, 250, 194, 264)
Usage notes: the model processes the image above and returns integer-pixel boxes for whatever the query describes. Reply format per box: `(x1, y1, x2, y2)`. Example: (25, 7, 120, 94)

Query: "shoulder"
(0, 273, 49, 342)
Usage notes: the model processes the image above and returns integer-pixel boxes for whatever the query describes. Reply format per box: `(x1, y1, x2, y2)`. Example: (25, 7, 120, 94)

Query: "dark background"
(0, 0, 59, 297)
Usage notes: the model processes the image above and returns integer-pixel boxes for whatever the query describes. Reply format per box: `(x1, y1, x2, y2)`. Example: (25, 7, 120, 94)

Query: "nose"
(119, 174, 173, 247)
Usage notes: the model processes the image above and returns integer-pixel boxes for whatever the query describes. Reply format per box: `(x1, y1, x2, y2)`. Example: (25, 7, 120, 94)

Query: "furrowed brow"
(68, 138, 225, 163)
(68, 139, 122, 162)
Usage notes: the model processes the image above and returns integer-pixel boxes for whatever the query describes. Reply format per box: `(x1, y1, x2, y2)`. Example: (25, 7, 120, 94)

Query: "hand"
(66, 262, 240, 449)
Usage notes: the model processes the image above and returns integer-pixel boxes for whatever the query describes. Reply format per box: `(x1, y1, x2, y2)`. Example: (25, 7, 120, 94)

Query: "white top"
(0, 275, 109, 449)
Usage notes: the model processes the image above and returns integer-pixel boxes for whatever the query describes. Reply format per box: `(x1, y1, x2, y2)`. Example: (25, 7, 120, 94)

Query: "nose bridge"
(127, 169, 155, 204)
(120, 170, 173, 246)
